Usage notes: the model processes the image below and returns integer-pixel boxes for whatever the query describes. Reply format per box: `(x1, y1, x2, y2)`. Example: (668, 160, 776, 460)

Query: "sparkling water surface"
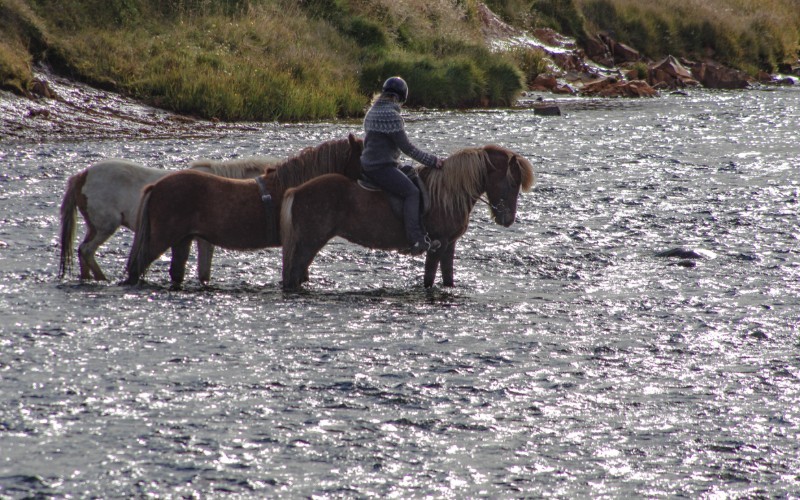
(1, 89, 799, 498)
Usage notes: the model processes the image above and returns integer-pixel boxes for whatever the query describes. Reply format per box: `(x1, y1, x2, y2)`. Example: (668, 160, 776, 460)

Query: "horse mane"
(515, 152, 535, 193)
(190, 157, 280, 179)
(424, 145, 535, 219)
(270, 136, 358, 192)
(425, 148, 491, 219)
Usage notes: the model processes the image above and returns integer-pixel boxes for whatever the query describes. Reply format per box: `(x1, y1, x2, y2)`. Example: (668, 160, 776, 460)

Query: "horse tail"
(125, 185, 154, 284)
(58, 170, 87, 278)
(280, 188, 297, 283)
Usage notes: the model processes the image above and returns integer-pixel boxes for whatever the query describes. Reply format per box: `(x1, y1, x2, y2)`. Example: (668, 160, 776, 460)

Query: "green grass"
(2, 0, 798, 121)
(487, 0, 800, 73)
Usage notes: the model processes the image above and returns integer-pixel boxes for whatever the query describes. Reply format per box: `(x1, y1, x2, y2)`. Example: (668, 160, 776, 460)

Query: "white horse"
(59, 157, 279, 282)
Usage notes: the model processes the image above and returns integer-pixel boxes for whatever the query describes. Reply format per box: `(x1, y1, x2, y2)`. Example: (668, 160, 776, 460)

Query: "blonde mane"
(271, 137, 358, 192)
(190, 157, 280, 179)
(424, 146, 535, 219)
(425, 148, 489, 219)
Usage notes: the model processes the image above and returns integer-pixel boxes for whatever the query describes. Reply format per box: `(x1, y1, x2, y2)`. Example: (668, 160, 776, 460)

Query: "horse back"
(287, 173, 408, 250)
(147, 170, 272, 249)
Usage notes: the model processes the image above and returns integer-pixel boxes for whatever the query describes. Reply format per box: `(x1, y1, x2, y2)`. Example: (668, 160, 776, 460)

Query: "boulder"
(534, 103, 561, 116)
(530, 74, 558, 92)
(584, 34, 613, 67)
(648, 56, 700, 88)
(612, 41, 640, 64)
(531, 28, 577, 51)
(29, 78, 59, 100)
(580, 77, 658, 97)
(552, 83, 576, 95)
(690, 61, 752, 89)
(777, 62, 800, 76)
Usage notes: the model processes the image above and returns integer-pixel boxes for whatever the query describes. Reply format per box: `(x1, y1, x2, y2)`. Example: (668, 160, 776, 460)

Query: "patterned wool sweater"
(360, 96, 439, 171)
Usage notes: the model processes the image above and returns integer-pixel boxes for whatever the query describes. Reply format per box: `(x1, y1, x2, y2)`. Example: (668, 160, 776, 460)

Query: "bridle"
(477, 155, 518, 222)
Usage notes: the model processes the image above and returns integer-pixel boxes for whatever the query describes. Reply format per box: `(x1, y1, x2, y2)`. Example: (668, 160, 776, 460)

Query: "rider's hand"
(434, 158, 444, 169)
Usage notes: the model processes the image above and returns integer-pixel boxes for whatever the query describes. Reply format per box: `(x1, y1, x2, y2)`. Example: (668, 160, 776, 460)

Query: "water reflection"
(1, 89, 799, 497)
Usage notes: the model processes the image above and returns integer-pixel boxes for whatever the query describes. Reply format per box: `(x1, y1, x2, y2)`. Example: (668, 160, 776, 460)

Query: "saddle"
(357, 164, 431, 219)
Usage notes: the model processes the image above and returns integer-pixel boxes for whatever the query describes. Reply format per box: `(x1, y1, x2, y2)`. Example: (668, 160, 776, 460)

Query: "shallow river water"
(1, 88, 799, 498)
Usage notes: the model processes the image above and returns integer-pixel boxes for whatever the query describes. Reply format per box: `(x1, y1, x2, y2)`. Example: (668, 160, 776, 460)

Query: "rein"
(478, 195, 508, 218)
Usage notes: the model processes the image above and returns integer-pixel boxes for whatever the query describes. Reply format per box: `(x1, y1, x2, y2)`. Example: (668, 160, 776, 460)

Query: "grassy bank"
(2, 0, 799, 122)
(0, 0, 522, 121)
(489, 0, 800, 73)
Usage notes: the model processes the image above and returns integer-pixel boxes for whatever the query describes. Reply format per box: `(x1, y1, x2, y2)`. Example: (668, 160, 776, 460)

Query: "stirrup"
(409, 235, 440, 255)
(424, 235, 441, 252)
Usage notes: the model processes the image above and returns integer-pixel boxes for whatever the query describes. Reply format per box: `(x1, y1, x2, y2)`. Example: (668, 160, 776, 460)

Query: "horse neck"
(423, 152, 488, 221)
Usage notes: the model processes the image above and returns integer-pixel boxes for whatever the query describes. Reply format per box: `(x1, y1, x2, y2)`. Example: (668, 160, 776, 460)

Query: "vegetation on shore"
(1, 0, 799, 122)
(489, 0, 800, 74)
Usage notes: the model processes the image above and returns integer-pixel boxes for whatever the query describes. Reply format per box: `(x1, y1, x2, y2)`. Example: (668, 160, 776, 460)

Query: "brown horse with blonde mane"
(123, 134, 363, 286)
(280, 144, 534, 290)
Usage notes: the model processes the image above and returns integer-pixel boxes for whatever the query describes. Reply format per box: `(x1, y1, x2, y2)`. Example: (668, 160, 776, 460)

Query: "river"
(1, 88, 799, 497)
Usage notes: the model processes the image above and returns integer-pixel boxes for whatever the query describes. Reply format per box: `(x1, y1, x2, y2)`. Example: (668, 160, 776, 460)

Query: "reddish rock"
(531, 28, 577, 50)
(690, 61, 752, 89)
(584, 34, 613, 67)
(612, 41, 640, 64)
(29, 78, 59, 100)
(530, 74, 558, 92)
(552, 84, 576, 95)
(648, 56, 700, 88)
(580, 77, 657, 97)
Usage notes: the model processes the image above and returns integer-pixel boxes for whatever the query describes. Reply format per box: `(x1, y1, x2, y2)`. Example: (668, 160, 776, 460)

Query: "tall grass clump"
(0, 0, 49, 93)
(361, 50, 524, 108)
(509, 46, 551, 85)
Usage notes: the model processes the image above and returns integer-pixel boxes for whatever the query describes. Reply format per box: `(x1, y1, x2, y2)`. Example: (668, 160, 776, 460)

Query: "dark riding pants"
(364, 165, 424, 245)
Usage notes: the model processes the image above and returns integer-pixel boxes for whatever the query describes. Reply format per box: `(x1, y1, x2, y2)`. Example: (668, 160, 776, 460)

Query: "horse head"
(483, 145, 535, 227)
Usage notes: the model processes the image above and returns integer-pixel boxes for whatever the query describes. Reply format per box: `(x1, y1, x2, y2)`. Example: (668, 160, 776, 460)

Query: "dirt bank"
(0, 68, 265, 144)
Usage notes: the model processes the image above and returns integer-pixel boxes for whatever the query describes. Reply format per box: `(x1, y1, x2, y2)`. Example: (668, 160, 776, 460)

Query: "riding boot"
(404, 192, 441, 255)
(363, 165, 440, 254)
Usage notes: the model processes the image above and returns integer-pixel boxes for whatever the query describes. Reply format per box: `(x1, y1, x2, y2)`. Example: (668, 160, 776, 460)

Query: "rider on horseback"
(361, 76, 443, 255)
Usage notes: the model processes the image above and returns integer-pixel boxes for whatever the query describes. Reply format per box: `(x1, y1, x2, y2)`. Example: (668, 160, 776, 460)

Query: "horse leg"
(282, 238, 327, 290)
(439, 241, 457, 287)
(424, 247, 442, 288)
(169, 237, 193, 287)
(195, 238, 214, 284)
(78, 224, 115, 281)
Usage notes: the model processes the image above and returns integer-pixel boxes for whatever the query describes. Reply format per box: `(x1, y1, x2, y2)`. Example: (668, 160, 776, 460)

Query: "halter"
(477, 163, 516, 221)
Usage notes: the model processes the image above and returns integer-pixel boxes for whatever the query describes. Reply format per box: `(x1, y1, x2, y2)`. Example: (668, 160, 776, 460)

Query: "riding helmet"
(382, 76, 408, 103)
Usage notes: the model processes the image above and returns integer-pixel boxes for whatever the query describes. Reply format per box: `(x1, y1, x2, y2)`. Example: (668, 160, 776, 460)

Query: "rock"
(757, 71, 773, 83)
(580, 77, 658, 97)
(531, 28, 577, 51)
(612, 41, 640, 64)
(649, 56, 700, 88)
(552, 84, 576, 95)
(29, 78, 59, 100)
(584, 34, 613, 67)
(656, 247, 715, 259)
(27, 108, 50, 118)
(777, 62, 800, 76)
(530, 74, 558, 92)
(534, 103, 561, 116)
(690, 61, 752, 89)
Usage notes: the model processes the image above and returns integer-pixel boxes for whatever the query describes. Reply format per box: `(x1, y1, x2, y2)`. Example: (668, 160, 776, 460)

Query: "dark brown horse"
(124, 134, 363, 286)
(280, 144, 534, 290)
